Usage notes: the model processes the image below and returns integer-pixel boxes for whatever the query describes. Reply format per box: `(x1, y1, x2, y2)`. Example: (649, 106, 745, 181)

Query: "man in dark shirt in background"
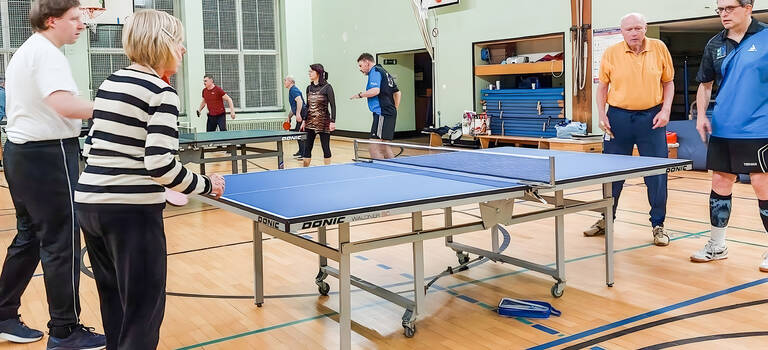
(284, 76, 305, 158)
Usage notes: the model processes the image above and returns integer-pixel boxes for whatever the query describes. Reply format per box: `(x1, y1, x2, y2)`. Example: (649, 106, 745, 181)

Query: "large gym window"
(203, 0, 281, 111)
(0, 0, 35, 76)
(88, 0, 183, 111)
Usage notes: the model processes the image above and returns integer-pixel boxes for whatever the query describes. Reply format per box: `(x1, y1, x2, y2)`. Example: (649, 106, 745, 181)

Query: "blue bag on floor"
(496, 298, 561, 318)
(554, 120, 587, 139)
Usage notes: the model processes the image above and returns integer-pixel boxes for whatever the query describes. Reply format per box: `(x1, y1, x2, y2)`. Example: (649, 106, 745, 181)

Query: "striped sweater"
(75, 68, 211, 208)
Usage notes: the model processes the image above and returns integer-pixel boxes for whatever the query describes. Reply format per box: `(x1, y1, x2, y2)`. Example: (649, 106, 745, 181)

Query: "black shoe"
(0, 315, 43, 343)
(46, 325, 106, 350)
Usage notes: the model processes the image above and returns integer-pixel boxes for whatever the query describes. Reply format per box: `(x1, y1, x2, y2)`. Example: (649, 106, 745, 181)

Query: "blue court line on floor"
(516, 317, 534, 325)
(533, 324, 560, 335)
(476, 302, 494, 310)
(176, 312, 335, 350)
(527, 278, 768, 350)
(457, 295, 478, 304)
(591, 347, 606, 350)
(400, 273, 413, 279)
(354, 255, 368, 261)
(376, 264, 392, 270)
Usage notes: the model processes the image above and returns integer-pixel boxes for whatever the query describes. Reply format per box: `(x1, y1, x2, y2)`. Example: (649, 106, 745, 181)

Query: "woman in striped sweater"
(74, 10, 225, 349)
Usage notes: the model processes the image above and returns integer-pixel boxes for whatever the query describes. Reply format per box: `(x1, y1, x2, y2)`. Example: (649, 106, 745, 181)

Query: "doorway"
(377, 50, 434, 137)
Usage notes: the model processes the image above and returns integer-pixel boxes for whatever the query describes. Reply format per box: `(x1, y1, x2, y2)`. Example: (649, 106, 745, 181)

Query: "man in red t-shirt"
(196, 75, 236, 131)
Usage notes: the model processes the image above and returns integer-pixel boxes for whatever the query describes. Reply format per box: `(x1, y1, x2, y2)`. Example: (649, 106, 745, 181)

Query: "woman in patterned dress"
(301, 64, 336, 166)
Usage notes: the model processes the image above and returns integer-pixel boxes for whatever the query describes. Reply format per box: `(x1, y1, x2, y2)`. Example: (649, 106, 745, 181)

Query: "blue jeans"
(604, 105, 668, 227)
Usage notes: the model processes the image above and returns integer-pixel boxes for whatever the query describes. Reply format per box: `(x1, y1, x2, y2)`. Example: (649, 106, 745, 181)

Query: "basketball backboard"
(80, 0, 134, 25)
(422, 0, 459, 10)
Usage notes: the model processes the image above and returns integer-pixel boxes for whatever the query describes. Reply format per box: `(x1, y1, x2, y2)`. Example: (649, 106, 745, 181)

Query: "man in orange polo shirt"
(583, 13, 675, 246)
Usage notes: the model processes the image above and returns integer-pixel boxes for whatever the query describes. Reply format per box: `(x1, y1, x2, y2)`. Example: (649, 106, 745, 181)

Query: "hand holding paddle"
(209, 173, 226, 198)
(599, 115, 614, 139)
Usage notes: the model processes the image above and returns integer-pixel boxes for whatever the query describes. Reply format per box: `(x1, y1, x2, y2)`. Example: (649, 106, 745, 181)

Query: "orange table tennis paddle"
(282, 121, 291, 130)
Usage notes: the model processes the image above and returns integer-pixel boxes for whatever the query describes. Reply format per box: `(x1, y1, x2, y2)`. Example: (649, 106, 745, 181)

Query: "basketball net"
(410, 0, 434, 59)
(81, 7, 106, 34)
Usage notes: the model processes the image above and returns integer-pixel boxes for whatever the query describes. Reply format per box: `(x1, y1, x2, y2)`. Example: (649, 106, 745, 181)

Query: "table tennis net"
(361, 144, 554, 185)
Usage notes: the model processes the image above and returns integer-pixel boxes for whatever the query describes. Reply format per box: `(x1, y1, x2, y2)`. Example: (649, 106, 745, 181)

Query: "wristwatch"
(358, 92, 363, 98)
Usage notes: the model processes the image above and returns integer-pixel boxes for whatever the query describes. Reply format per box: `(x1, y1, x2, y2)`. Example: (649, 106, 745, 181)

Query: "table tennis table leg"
(315, 226, 330, 295)
(199, 150, 206, 175)
(277, 140, 284, 169)
(229, 146, 239, 174)
(408, 212, 424, 336)
(240, 145, 248, 173)
(443, 208, 470, 266)
(603, 183, 615, 287)
(253, 222, 264, 307)
(553, 190, 566, 297)
(338, 222, 352, 350)
(443, 208, 453, 243)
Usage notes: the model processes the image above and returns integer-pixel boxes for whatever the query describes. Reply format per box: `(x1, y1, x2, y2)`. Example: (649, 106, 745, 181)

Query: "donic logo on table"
(666, 165, 688, 173)
(257, 216, 280, 229)
(300, 212, 391, 229)
(302, 217, 346, 229)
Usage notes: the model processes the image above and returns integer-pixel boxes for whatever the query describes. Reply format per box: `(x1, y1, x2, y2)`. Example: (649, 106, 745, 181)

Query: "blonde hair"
(122, 9, 184, 72)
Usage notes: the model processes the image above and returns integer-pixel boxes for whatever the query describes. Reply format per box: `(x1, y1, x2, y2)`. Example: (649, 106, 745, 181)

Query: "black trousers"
(206, 113, 227, 132)
(77, 206, 166, 350)
(303, 129, 331, 159)
(0, 138, 82, 334)
(292, 118, 305, 155)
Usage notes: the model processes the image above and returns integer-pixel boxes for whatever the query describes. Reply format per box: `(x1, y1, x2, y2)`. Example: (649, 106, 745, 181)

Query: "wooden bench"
(477, 135, 603, 153)
(476, 134, 679, 158)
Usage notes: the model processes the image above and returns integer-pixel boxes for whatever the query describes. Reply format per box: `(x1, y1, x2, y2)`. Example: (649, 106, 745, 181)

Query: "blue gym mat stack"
(482, 88, 565, 137)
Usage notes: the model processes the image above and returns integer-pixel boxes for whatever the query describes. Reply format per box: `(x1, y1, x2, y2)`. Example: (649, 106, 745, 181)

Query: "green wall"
(310, 1, 424, 133)
(378, 53, 416, 132)
(310, 0, 572, 133)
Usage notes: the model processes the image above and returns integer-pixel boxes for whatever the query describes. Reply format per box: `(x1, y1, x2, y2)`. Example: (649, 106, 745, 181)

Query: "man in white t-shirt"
(0, 1, 105, 349)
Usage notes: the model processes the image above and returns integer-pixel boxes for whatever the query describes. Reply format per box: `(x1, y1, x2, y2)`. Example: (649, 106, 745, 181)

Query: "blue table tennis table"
(177, 129, 305, 174)
(194, 141, 692, 349)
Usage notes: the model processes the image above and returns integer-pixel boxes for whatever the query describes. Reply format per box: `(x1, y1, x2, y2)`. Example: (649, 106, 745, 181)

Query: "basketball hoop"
(81, 7, 106, 34)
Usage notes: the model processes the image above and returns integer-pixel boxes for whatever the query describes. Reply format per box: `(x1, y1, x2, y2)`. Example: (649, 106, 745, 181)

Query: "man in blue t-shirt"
(350, 53, 401, 159)
(689, 0, 768, 272)
(283, 76, 305, 158)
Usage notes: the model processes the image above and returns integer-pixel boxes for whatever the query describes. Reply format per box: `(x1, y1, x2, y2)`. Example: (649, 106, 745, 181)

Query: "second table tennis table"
(178, 129, 306, 174)
(194, 141, 692, 349)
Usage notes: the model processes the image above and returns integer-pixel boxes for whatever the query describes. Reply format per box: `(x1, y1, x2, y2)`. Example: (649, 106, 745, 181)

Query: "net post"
(353, 139, 360, 162)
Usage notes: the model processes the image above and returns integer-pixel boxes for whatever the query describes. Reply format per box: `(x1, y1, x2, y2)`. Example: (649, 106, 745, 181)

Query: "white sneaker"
(690, 241, 728, 262)
(583, 218, 606, 237)
(760, 252, 768, 273)
(652, 226, 670, 246)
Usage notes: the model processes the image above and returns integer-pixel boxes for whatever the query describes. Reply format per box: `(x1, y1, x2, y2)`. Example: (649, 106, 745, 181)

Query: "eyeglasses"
(715, 5, 744, 15)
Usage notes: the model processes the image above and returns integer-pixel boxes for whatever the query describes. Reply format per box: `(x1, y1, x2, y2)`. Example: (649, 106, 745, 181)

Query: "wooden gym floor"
(1, 137, 767, 349)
